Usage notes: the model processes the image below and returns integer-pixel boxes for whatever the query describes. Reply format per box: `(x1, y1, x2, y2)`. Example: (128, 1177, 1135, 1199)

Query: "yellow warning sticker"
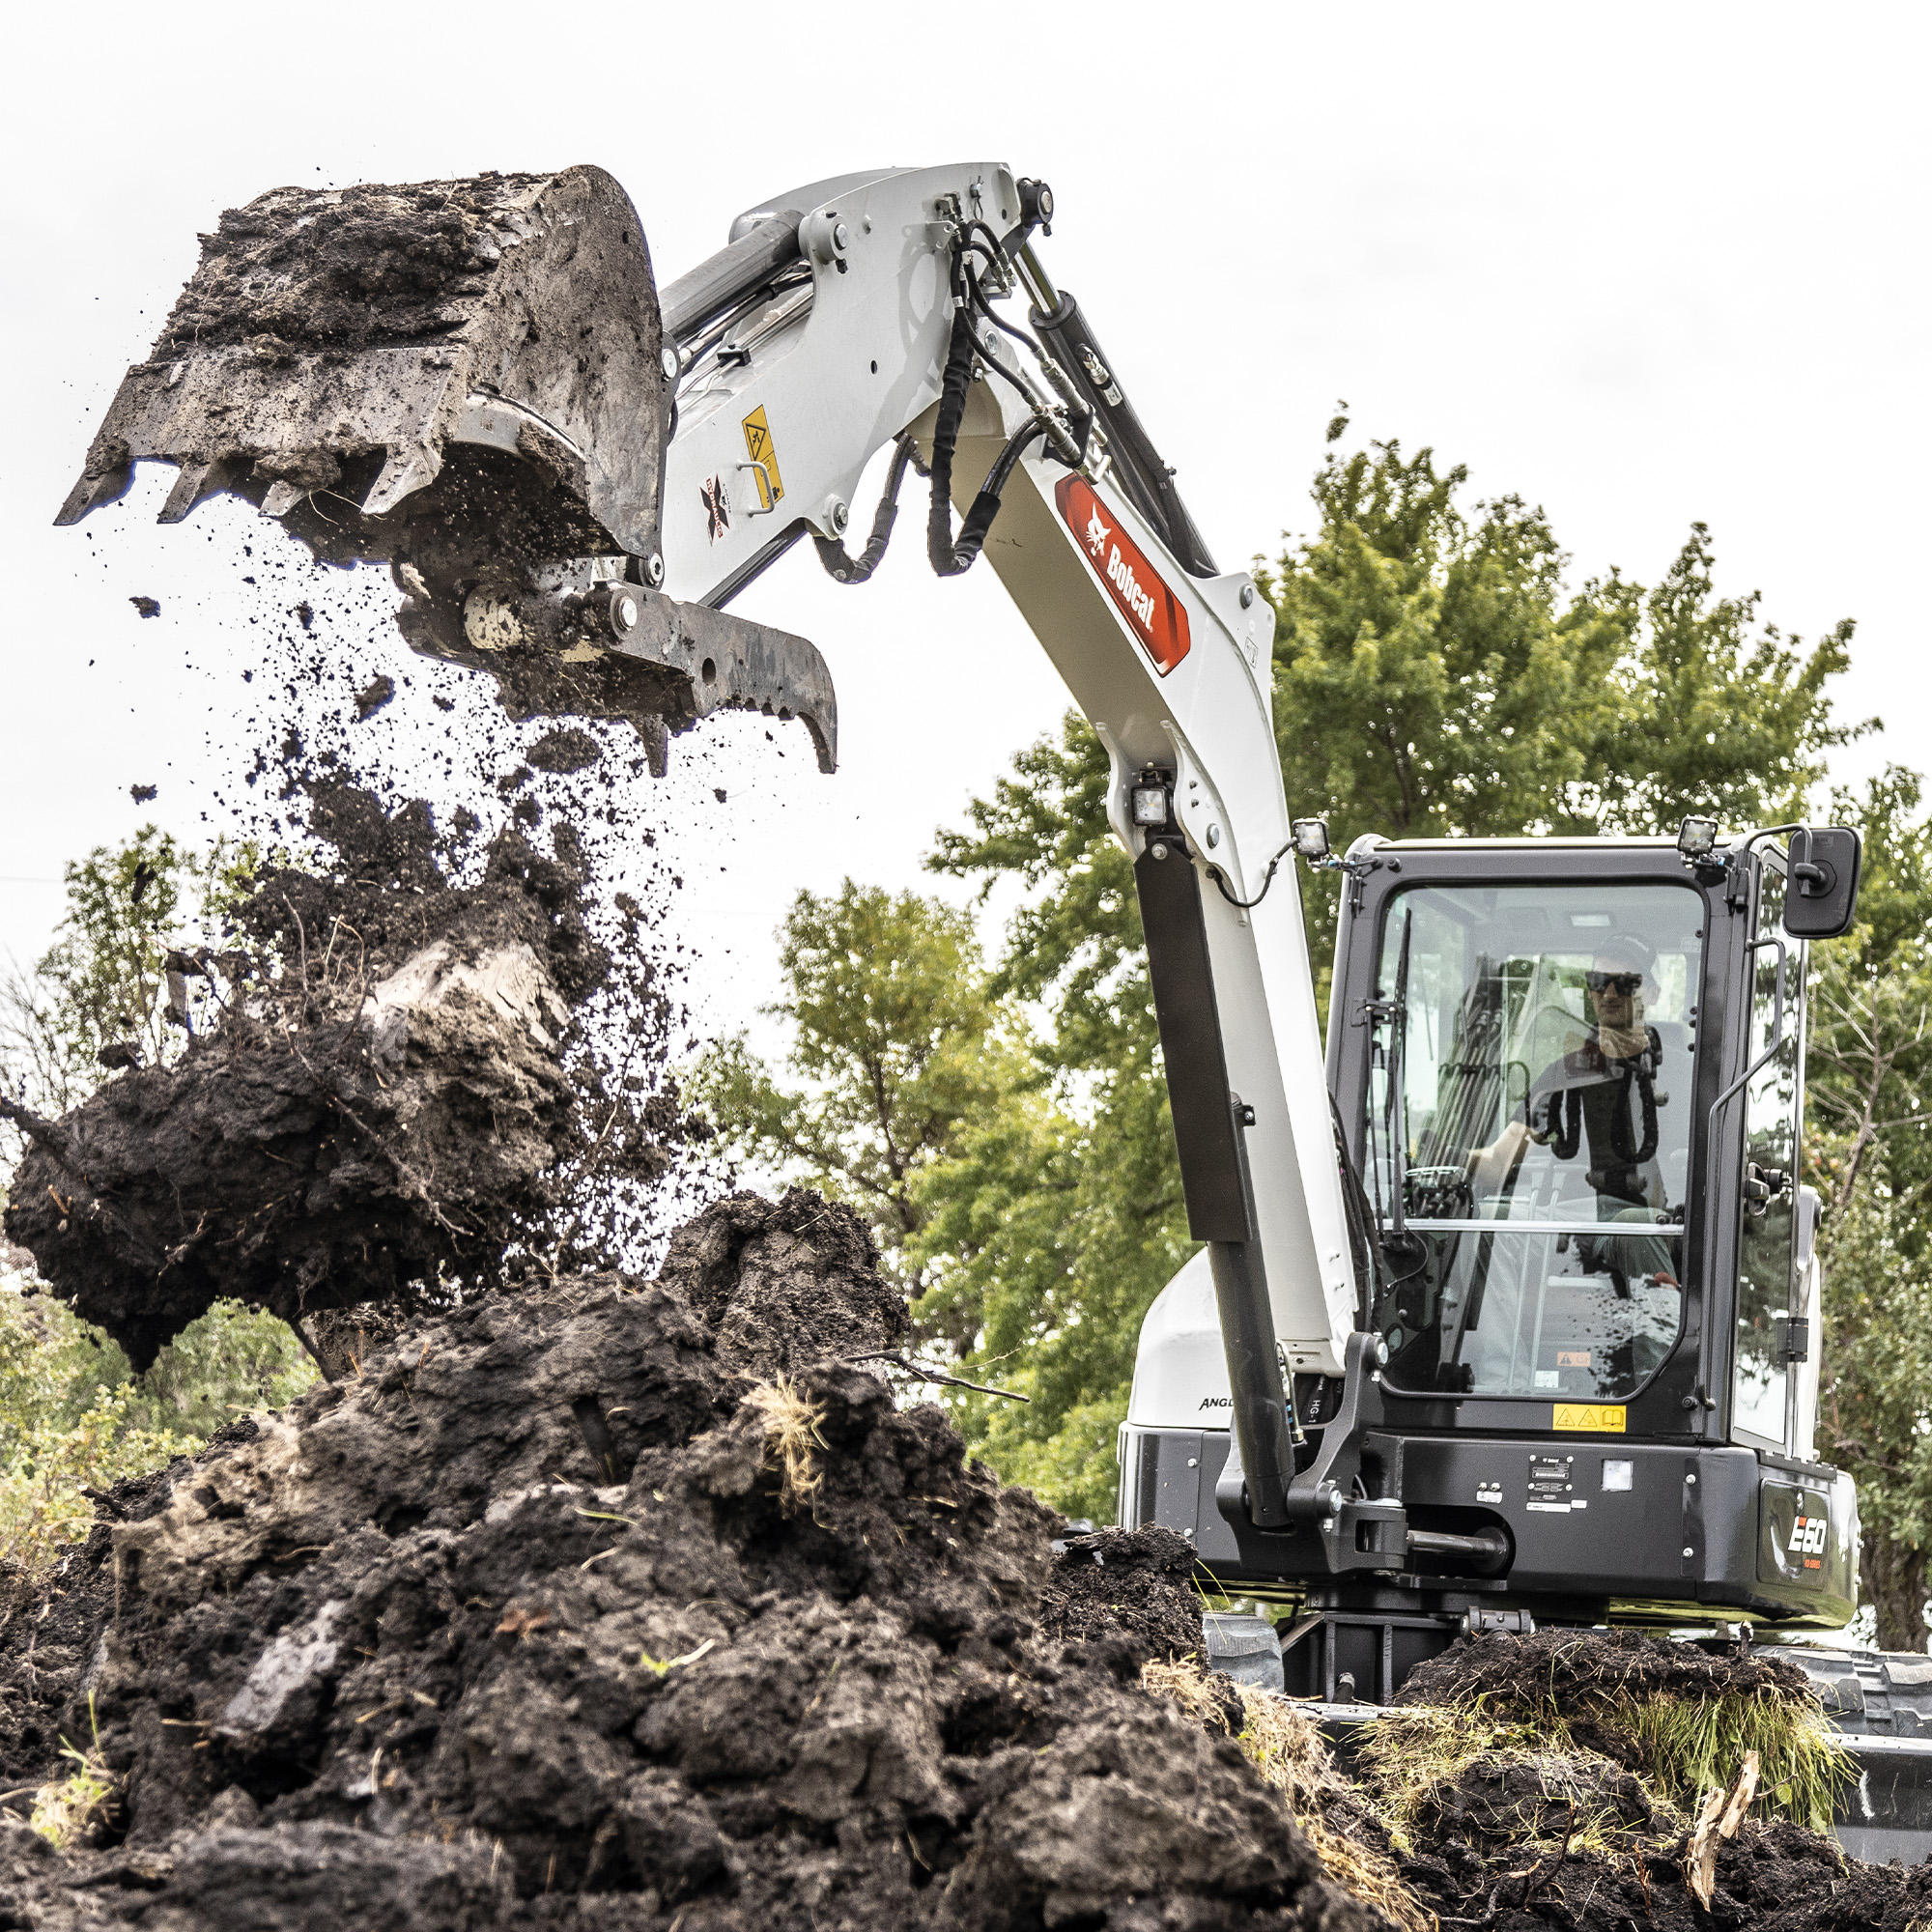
(1553, 1403, 1626, 1433)
(742, 406, 783, 509)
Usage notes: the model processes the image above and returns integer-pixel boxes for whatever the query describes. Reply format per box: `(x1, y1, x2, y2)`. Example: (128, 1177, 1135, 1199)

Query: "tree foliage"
(1806, 767, 1932, 1647)
(1264, 430, 1861, 966)
(689, 882, 1026, 1274)
(0, 826, 249, 1132)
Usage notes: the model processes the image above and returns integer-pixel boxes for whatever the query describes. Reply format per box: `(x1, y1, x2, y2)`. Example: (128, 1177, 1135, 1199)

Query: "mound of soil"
(1371, 1627, 1932, 1932)
(1396, 1813, 1932, 1932)
(1038, 1524, 1207, 1666)
(154, 174, 554, 356)
(0, 1193, 1374, 1932)
(1, 783, 683, 1369)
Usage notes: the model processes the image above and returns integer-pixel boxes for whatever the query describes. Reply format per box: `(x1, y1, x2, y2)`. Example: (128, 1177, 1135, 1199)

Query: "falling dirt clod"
(1, 781, 681, 1369)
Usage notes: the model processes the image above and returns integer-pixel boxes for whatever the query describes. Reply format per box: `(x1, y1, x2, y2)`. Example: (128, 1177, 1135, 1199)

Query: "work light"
(1677, 815, 1719, 860)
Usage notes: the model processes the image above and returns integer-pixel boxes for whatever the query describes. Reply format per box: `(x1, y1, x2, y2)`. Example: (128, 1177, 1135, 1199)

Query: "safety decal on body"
(742, 407, 784, 509)
(1055, 474, 1191, 675)
(701, 474, 730, 543)
(1552, 1403, 1626, 1433)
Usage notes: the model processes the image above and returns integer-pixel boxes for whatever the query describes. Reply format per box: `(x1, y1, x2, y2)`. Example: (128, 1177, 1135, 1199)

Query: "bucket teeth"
(360, 444, 442, 520)
(158, 459, 231, 525)
(259, 479, 307, 519)
(55, 457, 134, 526)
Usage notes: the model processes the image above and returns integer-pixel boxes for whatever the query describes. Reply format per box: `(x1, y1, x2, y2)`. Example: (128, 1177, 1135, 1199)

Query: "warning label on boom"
(742, 406, 784, 509)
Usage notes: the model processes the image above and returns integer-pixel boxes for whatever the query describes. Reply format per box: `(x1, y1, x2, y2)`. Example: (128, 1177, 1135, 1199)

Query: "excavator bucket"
(58, 166, 836, 771)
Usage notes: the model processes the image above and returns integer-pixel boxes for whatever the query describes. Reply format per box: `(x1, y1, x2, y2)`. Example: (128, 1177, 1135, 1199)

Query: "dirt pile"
(153, 175, 555, 356)
(0, 1192, 1376, 1931)
(1348, 1627, 1929, 1932)
(1, 781, 687, 1370)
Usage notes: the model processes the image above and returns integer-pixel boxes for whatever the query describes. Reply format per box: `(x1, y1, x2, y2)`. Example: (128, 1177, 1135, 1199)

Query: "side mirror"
(1781, 827, 1861, 939)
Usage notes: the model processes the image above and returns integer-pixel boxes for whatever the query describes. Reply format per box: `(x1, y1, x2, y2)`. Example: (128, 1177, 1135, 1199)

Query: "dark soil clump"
(154, 174, 553, 357)
(1038, 1523, 1206, 1667)
(1, 782, 683, 1369)
(1394, 1624, 1814, 1714)
(0, 1193, 1370, 1932)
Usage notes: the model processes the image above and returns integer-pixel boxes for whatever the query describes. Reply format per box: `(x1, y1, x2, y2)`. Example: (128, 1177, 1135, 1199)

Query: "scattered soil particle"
(354, 673, 396, 720)
(0, 1193, 1372, 1932)
(129, 782, 158, 803)
(129, 595, 160, 618)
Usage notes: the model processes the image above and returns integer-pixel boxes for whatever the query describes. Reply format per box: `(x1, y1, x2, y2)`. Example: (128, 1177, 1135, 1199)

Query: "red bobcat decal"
(1056, 474, 1191, 674)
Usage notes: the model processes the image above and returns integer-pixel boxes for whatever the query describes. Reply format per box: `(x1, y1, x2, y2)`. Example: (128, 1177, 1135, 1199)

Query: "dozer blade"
(58, 166, 836, 771)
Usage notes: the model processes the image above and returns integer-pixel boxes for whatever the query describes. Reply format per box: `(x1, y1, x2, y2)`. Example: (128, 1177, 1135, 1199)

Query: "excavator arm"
(59, 159, 1361, 1528)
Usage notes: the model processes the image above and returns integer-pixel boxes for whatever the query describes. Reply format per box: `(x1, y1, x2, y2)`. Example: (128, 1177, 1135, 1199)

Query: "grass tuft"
(1359, 1664, 1854, 1841)
(1625, 1686, 1850, 1832)
(745, 1375, 828, 1514)
(1142, 1659, 1433, 1932)
(29, 1693, 117, 1850)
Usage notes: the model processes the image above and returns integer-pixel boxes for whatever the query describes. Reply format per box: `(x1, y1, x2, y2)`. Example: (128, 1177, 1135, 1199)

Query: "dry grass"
(1353, 1669, 1855, 1864)
(745, 1375, 828, 1514)
(1142, 1659, 1434, 1932)
(28, 1694, 116, 1849)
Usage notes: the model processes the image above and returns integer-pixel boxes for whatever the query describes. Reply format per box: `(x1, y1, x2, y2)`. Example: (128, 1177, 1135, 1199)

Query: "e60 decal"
(1792, 1515, 1830, 1556)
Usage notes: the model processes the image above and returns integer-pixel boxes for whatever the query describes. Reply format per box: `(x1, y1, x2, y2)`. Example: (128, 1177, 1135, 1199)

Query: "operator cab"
(1363, 871, 1700, 1414)
(1120, 821, 1863, 1693)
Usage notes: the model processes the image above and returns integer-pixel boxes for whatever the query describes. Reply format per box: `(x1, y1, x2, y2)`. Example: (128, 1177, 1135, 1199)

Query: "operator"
(1522, 934, 1668, 1214)
(1462, 934, 1683, 1375)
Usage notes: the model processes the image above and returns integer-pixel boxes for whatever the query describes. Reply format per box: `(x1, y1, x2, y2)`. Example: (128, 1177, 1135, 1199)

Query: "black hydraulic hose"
(939, 417, 1049, 575)
(926, 305, 1050, 579)
(812, 437, 924, 585)
(925, 308, 979, 576)
(1332, 1093, 1387, 1328)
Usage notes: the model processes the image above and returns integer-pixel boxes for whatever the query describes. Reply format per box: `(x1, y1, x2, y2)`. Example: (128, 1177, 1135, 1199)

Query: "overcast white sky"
(4, 2, 1927, 1046)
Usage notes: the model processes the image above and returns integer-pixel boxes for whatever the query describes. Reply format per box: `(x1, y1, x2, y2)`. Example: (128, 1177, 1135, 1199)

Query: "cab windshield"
(1367, 881, 1703, 1401)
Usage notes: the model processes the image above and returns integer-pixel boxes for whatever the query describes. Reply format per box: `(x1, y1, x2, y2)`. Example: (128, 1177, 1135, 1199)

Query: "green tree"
(0, 826, 249, 1124)
(922, 719, 1184, 1517)
(1264, 428, 1861, 967)
(689, 881, 1024, 1274)
(1807, 767, 1932, 1648)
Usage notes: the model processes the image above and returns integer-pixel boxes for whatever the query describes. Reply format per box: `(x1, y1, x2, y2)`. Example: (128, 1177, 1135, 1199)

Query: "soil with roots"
(0, 1192, 1378, 1931)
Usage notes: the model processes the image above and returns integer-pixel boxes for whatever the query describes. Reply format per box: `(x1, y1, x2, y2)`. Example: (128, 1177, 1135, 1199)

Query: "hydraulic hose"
(926, 306, 1049, 579)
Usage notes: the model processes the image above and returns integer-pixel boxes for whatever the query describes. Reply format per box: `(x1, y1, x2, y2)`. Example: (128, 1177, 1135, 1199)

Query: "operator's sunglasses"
(1584, 971, 1643, 995)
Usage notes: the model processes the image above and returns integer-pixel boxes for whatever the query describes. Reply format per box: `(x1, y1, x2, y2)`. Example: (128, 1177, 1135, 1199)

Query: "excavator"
(58, 161, 1932, 1857)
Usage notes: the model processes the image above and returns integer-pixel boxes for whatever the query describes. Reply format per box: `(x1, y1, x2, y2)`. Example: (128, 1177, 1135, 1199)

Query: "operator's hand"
(1463, 1118, 1531, 1192)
